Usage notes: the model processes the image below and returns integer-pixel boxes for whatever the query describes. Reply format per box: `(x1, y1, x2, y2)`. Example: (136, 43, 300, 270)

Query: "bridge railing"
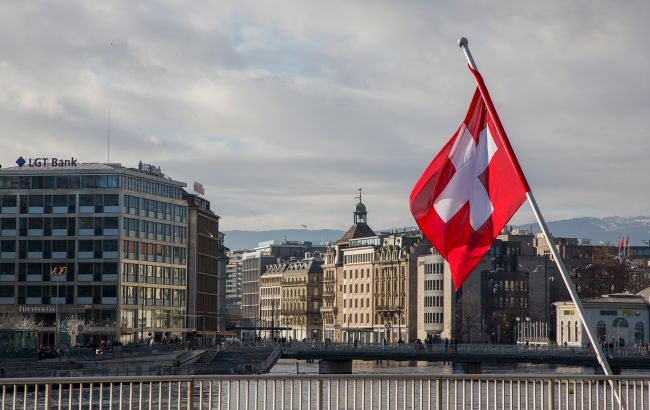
(283, 341, 650, 357)
(0, 374, 646, 410)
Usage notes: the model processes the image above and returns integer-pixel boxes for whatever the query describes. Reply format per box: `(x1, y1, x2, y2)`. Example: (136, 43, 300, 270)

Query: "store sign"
(16, 156, 78, 167)
(138, 161, 164, 177)
(18, 306, 56, 313)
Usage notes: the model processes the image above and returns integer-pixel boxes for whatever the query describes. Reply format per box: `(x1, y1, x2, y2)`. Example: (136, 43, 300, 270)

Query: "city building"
(0, 161, 190, 345)
(225, 251, 243, 305)
(417, 249, 451, 341)
(554, 294, 649, 348)
(334, 194, 377, 343)
(225, 250, 244, 330)
(259, 261, 284, 339)
(320, 246, 339, 342)
(241, 240, 325, 338)
(448, 232, 553, 344)
(280, 257, 324, 341)
(185, 193, 226, 343)
(373, 231, 429, 343)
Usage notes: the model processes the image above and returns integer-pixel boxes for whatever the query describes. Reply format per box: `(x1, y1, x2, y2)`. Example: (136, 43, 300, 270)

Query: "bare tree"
(0, 313, 44, 330)
(572, 248, 650, 298)
(59, 315, 95, 346)
(455, 299, 481, 343)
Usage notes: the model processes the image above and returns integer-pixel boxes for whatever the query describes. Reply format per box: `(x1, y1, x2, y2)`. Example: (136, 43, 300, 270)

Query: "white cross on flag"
(410, 67, 530, 290)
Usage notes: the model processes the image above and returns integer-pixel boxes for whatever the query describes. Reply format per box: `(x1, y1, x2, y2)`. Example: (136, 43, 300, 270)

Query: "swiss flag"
(410, 67, 529, 290)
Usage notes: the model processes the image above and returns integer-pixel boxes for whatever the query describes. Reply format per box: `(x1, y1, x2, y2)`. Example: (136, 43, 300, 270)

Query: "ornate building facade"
(259, 262, 284, 339)
(373, 232, 429, 343)
(280, 258, 324, 341)
(320, 246, 339, 341)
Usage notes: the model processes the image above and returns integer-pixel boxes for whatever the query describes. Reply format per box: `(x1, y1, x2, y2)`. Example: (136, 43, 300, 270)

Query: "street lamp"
(51, 266, 67, 346)
(140, 288, 145, 344)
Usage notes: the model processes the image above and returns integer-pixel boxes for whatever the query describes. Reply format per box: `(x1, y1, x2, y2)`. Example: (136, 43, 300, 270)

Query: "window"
(635, 322, 645, 344)
(596, 321, 607, 343)
(612, 317, 629, 329)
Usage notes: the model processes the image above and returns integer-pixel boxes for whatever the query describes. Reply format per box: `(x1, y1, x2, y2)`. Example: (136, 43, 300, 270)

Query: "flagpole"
(458, 37, 624, 408)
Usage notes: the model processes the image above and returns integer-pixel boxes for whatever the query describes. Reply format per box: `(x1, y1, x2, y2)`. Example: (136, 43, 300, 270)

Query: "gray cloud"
(0, 0, 648, 231)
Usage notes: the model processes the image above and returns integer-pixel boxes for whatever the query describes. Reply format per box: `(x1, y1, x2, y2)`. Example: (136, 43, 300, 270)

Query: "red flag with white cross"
(410, 66, 530, 290)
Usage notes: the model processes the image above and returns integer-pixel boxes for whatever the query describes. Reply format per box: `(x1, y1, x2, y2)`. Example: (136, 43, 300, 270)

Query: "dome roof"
(355, 201, 367, 214)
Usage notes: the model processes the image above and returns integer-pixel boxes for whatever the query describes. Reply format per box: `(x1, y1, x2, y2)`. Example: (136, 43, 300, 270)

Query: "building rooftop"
(1, 162, 119, 171)
(0, 161, 186, 187)
(336, 223, 376, 244)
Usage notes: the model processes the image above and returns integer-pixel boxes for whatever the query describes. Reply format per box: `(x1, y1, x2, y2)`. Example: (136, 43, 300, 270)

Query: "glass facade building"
(0, 162, 189, 345)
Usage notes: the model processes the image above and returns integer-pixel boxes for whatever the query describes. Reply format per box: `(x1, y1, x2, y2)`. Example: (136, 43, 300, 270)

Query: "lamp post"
(515, 317, 520, 344)
(140, 288, 145, 344)
(51, 266, 67, 347)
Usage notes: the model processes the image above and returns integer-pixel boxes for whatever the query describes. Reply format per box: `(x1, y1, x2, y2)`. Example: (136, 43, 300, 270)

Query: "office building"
(280, 257, 324, 341)
(334, 195, 377, 343)
(259, 261, 284, 338)
(226, 251, 243, 305)
(0, 160, 190, 344)
(185, 193, 226, 342)
(417, 249, 451, 341)
(240, 240, 325, 338)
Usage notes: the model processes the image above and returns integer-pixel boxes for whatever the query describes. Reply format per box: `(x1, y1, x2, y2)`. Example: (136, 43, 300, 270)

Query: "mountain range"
(223, 216, 650, 251)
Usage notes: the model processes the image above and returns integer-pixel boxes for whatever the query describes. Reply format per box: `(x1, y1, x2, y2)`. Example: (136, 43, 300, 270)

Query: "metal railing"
(283, 341, 650, 357)
(1, 374, 647, 409)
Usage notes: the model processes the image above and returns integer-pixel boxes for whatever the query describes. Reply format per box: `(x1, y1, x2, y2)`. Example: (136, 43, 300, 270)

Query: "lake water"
(270, 357, 646, 375)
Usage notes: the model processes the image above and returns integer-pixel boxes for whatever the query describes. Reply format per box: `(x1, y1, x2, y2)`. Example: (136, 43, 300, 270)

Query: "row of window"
(424, 279, 443, 291)
(343, 298, 370, 308)
(0, 284, 117, 304)
(424, 262, 445, 274)
(120, 308, 185, 330)
(121, 263, 187, 286)
(0, 262, 117, 279)
(340, 283, 371, 294)
(424, 295, 443, 307)
(0, 194, 119, 214)
(342, 268, 370, 280)
(123, 218, 187, 243)
(424, 312, 444, 324)
(120, 175, 183, 199)
(124, 195, 187, 223)
(343, 313, 371, 324)
(493, 296, 528, 309)
(0, 173, 183, 200)
(344, 253, 374, 264)
(122, 240, 187, 265)
(0, 217, 120, 238)
(0, 175, 119, 190)
(0, 239, 118, 257)
(120, 286, 186, 307)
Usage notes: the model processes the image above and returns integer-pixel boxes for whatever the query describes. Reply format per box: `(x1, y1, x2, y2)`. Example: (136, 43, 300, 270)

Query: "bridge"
(279, 342, 650, 374)
(0, 373, 645, 409)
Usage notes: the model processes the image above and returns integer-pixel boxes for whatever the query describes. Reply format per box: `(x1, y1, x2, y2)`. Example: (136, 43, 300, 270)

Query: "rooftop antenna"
(107, 109, 111, 163)
(354, 187, 362, 203)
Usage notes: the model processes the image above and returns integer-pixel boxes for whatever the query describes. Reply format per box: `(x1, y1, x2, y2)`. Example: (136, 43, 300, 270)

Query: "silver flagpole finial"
(457, 37, 478, 71)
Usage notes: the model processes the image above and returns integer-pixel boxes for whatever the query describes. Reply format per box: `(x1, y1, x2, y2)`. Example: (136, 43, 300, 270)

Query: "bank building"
(0, 159, 223, 346)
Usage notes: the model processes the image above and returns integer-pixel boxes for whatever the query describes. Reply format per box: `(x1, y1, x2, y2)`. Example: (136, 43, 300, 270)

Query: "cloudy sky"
(0, 1, 648, 231)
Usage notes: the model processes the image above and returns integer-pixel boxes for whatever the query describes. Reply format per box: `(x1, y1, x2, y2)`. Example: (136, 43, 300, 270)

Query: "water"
(270, 357, 645, 375)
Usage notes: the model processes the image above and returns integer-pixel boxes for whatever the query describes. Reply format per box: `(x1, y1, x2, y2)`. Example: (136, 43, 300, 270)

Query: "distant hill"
(224, 217, 650, 251)
(517, 216, 650, 246)
(223, 229, 345, 251)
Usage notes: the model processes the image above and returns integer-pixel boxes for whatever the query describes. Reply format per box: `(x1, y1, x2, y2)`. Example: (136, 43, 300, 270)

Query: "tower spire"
(353, 188, 367, 224)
